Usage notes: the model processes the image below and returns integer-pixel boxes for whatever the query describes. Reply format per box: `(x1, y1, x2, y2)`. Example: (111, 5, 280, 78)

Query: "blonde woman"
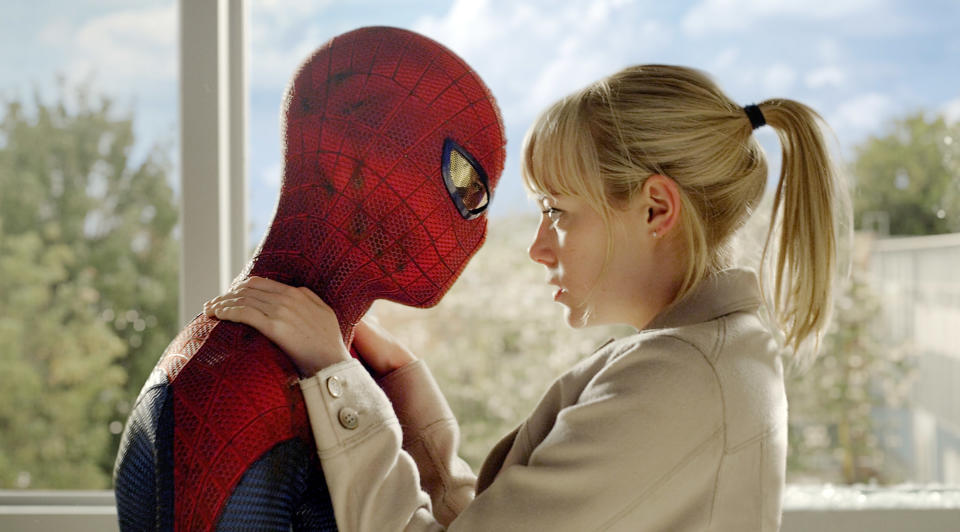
(205, 64, 848, 531)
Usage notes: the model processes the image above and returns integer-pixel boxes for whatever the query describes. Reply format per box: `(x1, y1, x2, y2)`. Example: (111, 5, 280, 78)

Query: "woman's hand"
(203, 276, 349, 376)
(353, 316, 418, 379)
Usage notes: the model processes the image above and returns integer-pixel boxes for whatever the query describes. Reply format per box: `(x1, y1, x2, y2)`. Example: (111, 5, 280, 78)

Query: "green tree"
(0, 220, 127, 488)
(853, 113, 960, 236)
(0, 84, 179, 488)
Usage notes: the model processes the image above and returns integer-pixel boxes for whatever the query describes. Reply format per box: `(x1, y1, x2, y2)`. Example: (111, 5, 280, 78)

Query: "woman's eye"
(541, 207, 562, 222)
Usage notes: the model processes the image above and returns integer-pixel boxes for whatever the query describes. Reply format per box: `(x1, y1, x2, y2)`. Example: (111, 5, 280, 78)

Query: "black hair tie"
(743, 104, 766, 130)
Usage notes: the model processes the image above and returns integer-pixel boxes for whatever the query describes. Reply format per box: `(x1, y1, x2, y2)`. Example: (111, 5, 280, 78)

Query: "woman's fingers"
(240, 275, 290, 294)
(204, 286, 278, 318)
(202, 276, 350, 376)
(204, 280, 320, 326)
(354, 317, 417, 377)
(205, 289, 280, 330)
(203, 276, 293, 310)
(208, 302, 273, 335)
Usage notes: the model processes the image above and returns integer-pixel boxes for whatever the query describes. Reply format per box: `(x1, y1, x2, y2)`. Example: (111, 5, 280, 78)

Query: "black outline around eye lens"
(442, 138, 490, 220)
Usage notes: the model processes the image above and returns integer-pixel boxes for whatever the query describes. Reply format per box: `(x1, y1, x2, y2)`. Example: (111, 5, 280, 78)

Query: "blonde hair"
(521, 64, 849, 363)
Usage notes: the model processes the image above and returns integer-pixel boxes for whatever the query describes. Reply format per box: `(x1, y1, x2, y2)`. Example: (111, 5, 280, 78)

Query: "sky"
(3, 0, 960, 244)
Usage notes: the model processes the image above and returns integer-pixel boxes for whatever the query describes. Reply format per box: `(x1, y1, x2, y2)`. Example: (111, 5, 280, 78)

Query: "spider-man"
(114, 26, 505, 530)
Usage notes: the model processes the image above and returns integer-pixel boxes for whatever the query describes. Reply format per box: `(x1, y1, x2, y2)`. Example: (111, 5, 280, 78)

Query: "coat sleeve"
(300, 359, 470, 531)
(301, 335, 725, 532)
(376, 360, 477, 524)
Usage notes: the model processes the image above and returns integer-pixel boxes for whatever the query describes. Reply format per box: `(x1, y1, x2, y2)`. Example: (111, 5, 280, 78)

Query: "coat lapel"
(476, 424, 521, 494)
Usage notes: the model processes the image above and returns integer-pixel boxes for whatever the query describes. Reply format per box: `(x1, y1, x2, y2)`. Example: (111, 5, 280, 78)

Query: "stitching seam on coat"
(759, 430, 765, 529)
(598, 426, 724, 531)
(706, 318, 727, 526)
(727, 424, 781, 453)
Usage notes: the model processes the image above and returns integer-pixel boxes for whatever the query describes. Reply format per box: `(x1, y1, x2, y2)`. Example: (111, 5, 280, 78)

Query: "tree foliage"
(853, 113, 960, 236)
(0, 84, 179, 488)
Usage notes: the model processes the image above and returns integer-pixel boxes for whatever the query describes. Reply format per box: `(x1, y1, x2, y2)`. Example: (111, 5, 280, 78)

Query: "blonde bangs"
(521, 94, 606, 207)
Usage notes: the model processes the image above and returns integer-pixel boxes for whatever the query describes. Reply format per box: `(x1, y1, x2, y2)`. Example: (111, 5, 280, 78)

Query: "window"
(3, 1, 959, 529)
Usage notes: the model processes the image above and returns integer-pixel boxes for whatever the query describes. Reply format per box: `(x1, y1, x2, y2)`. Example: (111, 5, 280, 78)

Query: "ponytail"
(758, 99, 850, 362)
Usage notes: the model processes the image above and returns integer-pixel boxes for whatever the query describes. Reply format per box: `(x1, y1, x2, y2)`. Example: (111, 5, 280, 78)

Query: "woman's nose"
(528, 219, 555, 266)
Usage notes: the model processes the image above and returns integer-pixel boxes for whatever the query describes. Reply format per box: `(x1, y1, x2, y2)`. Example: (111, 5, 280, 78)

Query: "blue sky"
(3, 0, 960, 244)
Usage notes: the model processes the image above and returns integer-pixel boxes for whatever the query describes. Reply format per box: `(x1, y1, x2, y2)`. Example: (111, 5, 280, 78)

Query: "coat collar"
(644, 268, 762, 331)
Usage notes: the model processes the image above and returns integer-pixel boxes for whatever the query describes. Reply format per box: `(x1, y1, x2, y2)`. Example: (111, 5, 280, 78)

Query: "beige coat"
(300, 268, 787, 531)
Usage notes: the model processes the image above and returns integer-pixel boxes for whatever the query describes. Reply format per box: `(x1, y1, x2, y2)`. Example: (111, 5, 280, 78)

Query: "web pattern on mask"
(258, 25, 506, 323)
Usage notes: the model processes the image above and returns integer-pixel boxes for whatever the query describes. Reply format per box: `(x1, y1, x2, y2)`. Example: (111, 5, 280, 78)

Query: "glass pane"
(0, 0, 179, 489)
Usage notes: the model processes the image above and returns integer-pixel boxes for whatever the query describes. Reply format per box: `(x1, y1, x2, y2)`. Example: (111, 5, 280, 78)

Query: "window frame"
(178, 0, 248, 326)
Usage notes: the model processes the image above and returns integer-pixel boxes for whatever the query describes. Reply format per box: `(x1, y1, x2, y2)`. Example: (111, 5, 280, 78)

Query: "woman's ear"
(639, 174, 681, 237)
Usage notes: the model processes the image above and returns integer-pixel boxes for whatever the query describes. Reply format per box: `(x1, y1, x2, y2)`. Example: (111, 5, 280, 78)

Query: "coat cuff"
(376, 359, 455, 444)
(300, 359, 396, 456)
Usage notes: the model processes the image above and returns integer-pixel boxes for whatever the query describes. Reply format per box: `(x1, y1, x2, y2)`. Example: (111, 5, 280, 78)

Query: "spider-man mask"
(248, 25, 507, 341)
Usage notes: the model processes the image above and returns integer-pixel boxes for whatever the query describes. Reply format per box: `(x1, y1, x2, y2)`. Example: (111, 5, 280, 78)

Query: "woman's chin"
(562, 306, 591, 329)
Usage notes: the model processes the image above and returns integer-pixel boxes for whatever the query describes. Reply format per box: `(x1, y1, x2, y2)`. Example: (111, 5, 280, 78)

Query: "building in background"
(870, 232, 960, 483)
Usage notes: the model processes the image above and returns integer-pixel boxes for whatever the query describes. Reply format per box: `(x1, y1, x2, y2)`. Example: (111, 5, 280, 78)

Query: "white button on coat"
(339, 407, 359, 430)
(326, 376, 343, 398)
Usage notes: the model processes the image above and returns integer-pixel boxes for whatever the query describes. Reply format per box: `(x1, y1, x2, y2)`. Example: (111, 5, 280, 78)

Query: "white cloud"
(248, 0, 334, 92)
(805, 66, 846, 89)
(834, 92, 894, 134)
(67, 3, 177, 86)
(413, 0, 667, 124)
(249, 33, 325, 93)
(762, 63, 797, 93)
(413, 0, 508, 59)
(712, 47, 741, 71)
(682, 0, 878, 36)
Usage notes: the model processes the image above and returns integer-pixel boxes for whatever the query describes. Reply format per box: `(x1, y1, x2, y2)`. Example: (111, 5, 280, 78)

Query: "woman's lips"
(553, 287, 566, 301)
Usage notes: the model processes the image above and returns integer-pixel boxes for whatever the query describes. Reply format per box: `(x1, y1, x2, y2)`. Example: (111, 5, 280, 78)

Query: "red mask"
(246, 25, 506, 344)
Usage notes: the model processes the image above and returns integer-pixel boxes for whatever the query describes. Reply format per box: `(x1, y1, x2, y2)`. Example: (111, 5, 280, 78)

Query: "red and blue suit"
(113, 26, 506, 530)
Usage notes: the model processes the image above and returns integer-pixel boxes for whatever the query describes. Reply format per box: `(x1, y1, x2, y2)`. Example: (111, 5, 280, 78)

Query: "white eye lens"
(442, 139, 490, 220)
(448, 150, 488, 211)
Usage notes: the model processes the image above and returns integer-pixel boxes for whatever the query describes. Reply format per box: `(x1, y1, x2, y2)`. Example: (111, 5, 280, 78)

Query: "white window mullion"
(229, 0, 249, 286)
(179, 0, 248, 326)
